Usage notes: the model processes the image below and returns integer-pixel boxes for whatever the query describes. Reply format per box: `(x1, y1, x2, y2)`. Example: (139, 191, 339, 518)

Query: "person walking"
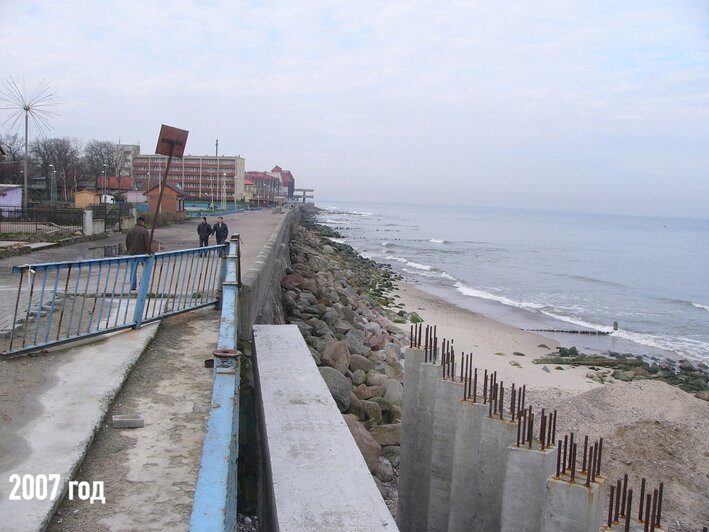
(197, 217, 212, 248)
(212, 216, 229, 245)
(125, 216, 151, 290)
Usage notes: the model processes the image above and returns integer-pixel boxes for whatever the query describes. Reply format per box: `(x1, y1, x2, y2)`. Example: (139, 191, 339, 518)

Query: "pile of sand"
(536, 380, 708, 530)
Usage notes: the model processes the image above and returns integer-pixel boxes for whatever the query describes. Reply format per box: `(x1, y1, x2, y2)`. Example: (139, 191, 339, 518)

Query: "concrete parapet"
(468, 414, 518, 531)
(447, 400, 488, 532)
(500, 444, 558, 532)
(397, 348, 425, 531)
(541, 475, 608, 532)
(427, 377, 462, 532)
(252, 324, 398, 531)
(409, 362, 440, 531)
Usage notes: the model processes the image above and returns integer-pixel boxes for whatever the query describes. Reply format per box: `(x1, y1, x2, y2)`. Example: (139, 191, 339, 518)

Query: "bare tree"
(83, 140, 127, 181)
(30, 137, 83, 201)
(0, 133, 24, 184)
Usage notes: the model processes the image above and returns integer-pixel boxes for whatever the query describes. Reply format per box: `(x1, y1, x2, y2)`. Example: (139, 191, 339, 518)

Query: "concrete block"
(427, 377, 463, 532)
(409, 362, 439, 532)
(541, 475, 608, 532)
(500, 444, 558, 532)
(111, 414, 144, 428)
(397, 348, 425, 532)
(468, 414, 518, 531)
(447, 400, 487, 531)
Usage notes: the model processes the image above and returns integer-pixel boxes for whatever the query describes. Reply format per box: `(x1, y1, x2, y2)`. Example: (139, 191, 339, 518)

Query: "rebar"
(621, 473, 628, 517)
(607, 485, 615, 527)
(644, 493, 651, 531)
(582, 435, 589, 472)
(624, 489, 633, 532)
(585, 446, 594, 487)
(556, 439, 562, 478)
(650, 489, 658, 530)
(614, 478, 621, 521)
(638, 478, 646, 521)
(656, 482, 663, 527)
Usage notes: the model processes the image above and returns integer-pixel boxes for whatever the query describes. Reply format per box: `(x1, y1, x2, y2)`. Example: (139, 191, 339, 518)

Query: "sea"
(317, 201, 709, 365)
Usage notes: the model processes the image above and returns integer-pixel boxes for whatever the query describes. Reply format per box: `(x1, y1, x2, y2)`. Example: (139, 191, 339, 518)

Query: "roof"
(73, 190, 99, 196)
(143, 182, 185, 196)
(244, 178, 255, 186)
(96, 175, 135, 190)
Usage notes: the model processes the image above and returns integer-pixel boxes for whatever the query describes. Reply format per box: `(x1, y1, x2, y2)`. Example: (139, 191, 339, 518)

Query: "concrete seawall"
(238, 209, 297, 342)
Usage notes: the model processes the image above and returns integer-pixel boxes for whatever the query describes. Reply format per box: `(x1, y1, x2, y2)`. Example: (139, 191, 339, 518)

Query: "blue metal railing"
(3, 244, 226, 357)
(190, 234, 241, 532)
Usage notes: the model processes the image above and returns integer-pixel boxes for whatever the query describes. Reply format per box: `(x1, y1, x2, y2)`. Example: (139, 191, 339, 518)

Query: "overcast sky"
(2, 1, 708, 218)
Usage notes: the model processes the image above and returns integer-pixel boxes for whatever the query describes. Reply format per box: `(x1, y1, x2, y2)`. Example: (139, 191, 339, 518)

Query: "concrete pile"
(281, 217, 413, 490)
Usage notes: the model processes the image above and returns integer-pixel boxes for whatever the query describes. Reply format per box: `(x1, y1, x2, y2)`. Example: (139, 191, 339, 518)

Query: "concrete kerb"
(0, 323, 160, 532)
(238, 209, 295, 343)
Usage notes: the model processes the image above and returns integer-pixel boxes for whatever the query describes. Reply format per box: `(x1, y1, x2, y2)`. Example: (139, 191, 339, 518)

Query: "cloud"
(2, 0, 709, 217)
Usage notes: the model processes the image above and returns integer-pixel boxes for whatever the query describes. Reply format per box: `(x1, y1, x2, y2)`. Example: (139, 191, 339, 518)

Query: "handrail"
(189, 234, 241, 531)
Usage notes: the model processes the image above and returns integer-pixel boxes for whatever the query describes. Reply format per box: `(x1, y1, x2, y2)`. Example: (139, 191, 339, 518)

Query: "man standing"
(212, 216, 229, 245)
(125, 216, 151, 290)
(197, 217, 212, 248)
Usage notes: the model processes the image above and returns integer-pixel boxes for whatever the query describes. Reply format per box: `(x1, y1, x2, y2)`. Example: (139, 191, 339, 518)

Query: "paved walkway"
(0, 208, 286, 532)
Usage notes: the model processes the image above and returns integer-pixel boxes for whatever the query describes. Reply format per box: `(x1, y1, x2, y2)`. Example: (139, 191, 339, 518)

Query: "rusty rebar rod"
(656, 482, 663, 527)
(516, 413, 522, 446)
(621, 473, 628, 517)
(638, 478, 646, 521)
(473, 368, 478, 402)
(539, 408, 546, 449)
(562, 435, 568, 474)
(607, 485, 615, 527)
(570, 443, 577, 482)
(597, 437, 603, 476)
(527, 409, 534, 448)
(499, 382, 505, 420)
(614, 478, 621, 521)
(624, 489, 633, 532)
(582, 435, 589, 472)
(483, 369, 488, 404)
(585, 446, 594, 487)
(552, 410, 557, 443)
(510, 383, 516, 421)
(556, 440, 562, 478)
(650, 489, 658, 530)
(568, 432, 575, 470)
(644, 493, 651, 531)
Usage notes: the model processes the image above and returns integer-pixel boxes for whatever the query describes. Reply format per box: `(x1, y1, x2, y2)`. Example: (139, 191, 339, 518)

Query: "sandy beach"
(395, 280, 709, 531)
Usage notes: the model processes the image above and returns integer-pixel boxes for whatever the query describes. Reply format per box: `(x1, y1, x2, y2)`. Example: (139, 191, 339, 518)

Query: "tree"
(0, 133, 24, 184)
(83, 140, 127, 180)
(30, 137, 82, 201)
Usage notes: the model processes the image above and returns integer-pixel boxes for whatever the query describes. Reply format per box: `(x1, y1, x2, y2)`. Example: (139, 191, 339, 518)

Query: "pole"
(23, 111, 28, 208)
(147, 141, 175, 252)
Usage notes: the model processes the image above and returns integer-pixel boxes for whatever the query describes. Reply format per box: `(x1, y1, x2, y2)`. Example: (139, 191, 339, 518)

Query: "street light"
(48, 164, 56, 204)
(222, 172, 227, 210)
(102, 163, 107, 195)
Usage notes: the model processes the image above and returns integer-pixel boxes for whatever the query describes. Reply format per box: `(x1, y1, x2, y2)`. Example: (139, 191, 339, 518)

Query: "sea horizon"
(316, 200, 709, 365)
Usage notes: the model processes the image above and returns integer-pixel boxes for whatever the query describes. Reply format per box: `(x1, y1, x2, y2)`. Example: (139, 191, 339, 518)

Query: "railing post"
(132, 254, 155, 329)
(190, 234, 241, 531)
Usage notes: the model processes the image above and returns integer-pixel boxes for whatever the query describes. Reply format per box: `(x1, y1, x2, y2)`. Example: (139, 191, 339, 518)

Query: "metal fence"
(0, 206, 84, 235)
(2, 244, 226, 357)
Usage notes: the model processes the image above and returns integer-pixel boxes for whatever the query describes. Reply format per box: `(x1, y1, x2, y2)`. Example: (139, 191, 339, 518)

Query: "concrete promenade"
(0, 208, 285, 532)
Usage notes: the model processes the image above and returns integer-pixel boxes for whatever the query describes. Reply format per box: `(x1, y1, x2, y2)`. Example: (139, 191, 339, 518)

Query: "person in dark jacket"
(212, 217, 229, 245)
(125, 216, 151, 289)
(197, 217, 212, 248)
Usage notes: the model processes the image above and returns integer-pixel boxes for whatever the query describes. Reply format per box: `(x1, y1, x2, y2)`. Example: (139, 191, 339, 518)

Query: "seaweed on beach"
(535, 347, 709, 393)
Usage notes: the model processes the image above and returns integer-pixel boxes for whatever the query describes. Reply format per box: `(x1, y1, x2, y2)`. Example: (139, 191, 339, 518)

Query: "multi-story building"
(244, 166, 296, 206)
(128, 147, 245, 202)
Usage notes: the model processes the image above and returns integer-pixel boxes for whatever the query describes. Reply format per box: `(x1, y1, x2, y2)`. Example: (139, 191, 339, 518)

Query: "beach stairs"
(397, 340, 616, 532)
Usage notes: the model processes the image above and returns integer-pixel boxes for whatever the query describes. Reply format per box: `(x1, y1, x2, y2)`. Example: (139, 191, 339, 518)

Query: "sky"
(1, 0, 709, 218)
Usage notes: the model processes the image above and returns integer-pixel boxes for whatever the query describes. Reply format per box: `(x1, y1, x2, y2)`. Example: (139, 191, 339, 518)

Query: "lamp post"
(48, 164, 56, 204)
(102, 163, 107, 195)
(221, 172, 226, 210)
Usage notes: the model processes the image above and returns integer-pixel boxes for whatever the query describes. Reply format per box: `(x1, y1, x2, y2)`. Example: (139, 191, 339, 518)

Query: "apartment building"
(127, 147, 245, 202)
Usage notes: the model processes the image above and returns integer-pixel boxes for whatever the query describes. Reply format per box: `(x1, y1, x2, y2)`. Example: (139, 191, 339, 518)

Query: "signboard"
(155, 124, 189, 158)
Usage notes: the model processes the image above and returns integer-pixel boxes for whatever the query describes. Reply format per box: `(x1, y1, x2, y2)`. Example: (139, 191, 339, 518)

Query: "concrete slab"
(253, 324, 398, 531)
(0, 323, 158, 532)
(541, 476, 608, 532)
